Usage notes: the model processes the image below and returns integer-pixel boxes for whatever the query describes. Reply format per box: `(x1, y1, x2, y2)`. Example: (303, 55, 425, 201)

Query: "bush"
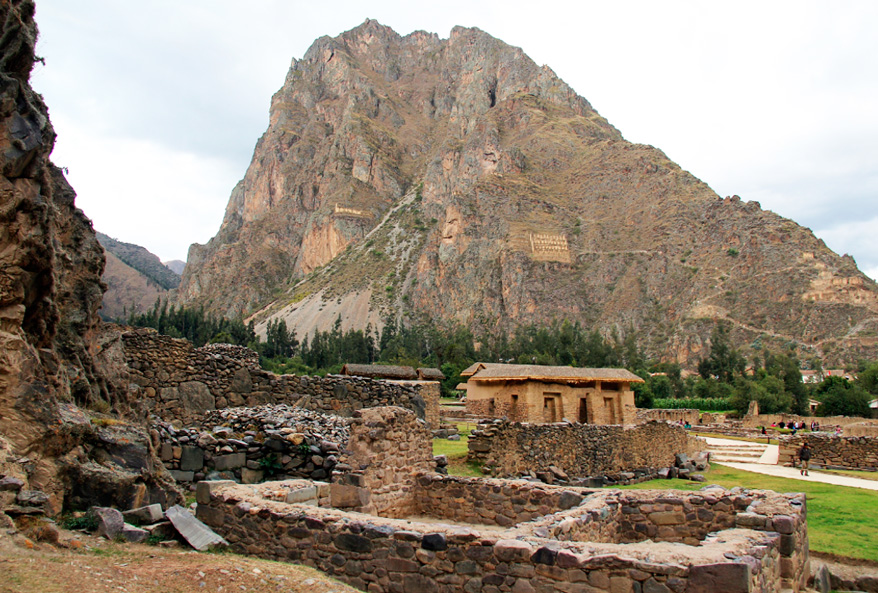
(652, 398, 732, 411)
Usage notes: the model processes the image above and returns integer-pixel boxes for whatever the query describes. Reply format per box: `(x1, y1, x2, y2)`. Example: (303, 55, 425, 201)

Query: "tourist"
(798, 442, 811, 476)
(835, 425, 843, 437)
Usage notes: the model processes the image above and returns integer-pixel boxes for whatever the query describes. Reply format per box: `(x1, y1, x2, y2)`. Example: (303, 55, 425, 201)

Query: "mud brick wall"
(195, 480, 804, 593)
(779, 433, 878, 471)
(467, 420, 704, 479)
(122, 329, 437, 427)
(331, 407, 436, 518)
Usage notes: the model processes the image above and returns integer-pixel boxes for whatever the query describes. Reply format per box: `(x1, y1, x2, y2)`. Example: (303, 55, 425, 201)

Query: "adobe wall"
(466, 380, 636, 425)
(779, 433, 878, 471)
(195, 478, 808, 592)
(467, 420, 704, 480)
(121, 329, 438, 427)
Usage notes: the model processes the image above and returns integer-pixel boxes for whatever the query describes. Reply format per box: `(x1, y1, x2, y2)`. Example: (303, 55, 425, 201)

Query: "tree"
(815, 376, 871, 418)
(698, 322, 745, 383)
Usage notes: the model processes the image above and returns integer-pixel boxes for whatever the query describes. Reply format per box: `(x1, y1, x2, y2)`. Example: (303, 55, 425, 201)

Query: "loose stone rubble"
(153, 405, 351, 484)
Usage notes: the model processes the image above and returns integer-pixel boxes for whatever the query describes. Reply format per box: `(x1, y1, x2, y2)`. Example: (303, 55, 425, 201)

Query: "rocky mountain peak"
(177, 21, 878, 365)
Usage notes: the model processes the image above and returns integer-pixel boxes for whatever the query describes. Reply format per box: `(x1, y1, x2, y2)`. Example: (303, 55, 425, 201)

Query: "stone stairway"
(704, 438, 770, 463)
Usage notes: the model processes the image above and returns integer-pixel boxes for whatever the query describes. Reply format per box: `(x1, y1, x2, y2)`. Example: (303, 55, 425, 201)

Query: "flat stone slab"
(165, 505, 228, 551)
(123, 503, 164, 525)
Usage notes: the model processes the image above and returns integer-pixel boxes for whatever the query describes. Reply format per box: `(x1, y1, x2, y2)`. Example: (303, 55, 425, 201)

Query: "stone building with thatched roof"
(461, 363, 642, 425)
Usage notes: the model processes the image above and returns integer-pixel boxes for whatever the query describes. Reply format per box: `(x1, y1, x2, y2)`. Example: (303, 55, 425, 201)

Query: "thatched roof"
(462, 362, 643, 383)
(341, 364, 417, 380)
(417, 367, 445, 381)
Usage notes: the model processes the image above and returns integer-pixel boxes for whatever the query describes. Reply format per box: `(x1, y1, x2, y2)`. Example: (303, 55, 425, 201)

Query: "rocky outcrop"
(178, 20, 878, 366)
(0, 0, 179, 515)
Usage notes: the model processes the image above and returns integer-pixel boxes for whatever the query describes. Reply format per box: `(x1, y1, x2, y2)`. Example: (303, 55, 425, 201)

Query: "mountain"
(96, 232, 181, 290)
(164, 259, 186, 275)
(95, 233, 179, 320)
(177, 20, 878, 366)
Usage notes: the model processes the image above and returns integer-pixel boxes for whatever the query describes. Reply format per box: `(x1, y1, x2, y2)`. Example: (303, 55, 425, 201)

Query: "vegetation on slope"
(96, 232, 180, 290)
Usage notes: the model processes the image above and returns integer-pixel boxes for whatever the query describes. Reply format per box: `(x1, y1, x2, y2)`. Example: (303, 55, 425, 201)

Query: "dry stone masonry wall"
(123, 329, 438, 427)
(468, 420, 704, 482)
(779, 433, 878, 471)
(153, 405, 350, 484)
(195, 478, 808, 593)
(331, 406, 436, 518)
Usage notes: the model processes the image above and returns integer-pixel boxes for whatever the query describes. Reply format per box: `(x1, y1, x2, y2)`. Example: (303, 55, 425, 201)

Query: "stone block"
(195, 480, 236, 505)
(90, 507, 124, 540)
(159, 443, 174, 462)
(285, 486, 317, 504)
(122, 503, 164, 525)
(213, 453, 246, 471)
(120, 523, 149, 543)
(313, 481, 331, 498)
(331, 483, 370, 508)
(240, 468, 264, 484)
(686, 563, 750, 593)
(169, 470, 194, 482)
(180, 446, 204, 471)
(166, 505, 228, 551)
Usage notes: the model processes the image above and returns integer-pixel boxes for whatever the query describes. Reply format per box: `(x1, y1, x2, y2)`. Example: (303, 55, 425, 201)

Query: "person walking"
(799, 442, 812, 476)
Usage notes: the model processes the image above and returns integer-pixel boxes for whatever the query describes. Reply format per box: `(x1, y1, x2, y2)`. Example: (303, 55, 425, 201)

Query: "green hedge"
(652, 398, 732, 411)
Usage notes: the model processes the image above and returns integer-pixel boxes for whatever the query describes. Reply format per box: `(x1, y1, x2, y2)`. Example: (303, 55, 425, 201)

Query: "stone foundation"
(779, 433, 878, 471)
(122, 329, 438, 427)
(467, 420, 704, 480)
(195, 477, 809, 592)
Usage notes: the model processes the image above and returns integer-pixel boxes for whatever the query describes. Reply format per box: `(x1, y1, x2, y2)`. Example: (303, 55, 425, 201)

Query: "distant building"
(461, 363, 643, 425)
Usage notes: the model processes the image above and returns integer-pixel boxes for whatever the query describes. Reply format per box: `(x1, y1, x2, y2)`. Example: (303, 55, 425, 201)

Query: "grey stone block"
(180, 446, 204, 471)
(169, 470, 194, 482)
(195, 480, 236, 505)
(213, 453, 246, 471)
(285, 486, 317, 504)
(240, 468, 264, 484)
(122, 503, 164, 525)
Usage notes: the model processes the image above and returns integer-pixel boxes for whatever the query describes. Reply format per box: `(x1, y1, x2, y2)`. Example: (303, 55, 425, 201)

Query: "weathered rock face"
(0, 1, 179, 513)
(178, 19, 878, 365)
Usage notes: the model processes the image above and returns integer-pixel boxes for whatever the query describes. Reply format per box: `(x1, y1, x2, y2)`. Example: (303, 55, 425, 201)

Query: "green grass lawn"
(620, 464, 878, 562)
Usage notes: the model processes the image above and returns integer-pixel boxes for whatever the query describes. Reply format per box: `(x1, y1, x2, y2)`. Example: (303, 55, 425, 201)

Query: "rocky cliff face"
(178, 20, 878, 365)
(0, 0, 178, 514)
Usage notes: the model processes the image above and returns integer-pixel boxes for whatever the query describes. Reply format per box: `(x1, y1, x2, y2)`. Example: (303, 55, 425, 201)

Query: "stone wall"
(636, 408, 700, 424)
(779, 433, 878, 471)
(331, 407, 435, 517)
(195, 479, 808, 592)
(153, 406, 349, 484)
(743, 412, 878, 430)
(467, 420, 704, 480)
(122, 329, 437, 427)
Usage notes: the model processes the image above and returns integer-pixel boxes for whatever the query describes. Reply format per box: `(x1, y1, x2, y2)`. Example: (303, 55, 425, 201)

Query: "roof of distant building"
(460, 362, 643, 383)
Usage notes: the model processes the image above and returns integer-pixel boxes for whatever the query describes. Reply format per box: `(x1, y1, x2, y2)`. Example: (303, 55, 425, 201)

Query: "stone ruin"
(467, 419, 706, 486)
(193, 406, 810, 593)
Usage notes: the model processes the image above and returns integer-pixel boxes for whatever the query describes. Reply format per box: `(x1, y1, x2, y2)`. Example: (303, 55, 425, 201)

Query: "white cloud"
(50, 115, 236, 262)
(28, 0, 878, 275)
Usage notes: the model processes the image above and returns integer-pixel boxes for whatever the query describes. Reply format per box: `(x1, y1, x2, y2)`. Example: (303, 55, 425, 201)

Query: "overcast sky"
(31, 1, 878, 280)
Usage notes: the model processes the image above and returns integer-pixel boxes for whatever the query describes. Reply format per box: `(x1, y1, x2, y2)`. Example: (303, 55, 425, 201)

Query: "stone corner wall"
(331, 406, 435, 517)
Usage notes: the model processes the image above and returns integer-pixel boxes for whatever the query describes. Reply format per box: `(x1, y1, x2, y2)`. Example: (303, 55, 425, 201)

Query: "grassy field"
(620, 464, 878, 563)
(433, 428, 878, 562)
